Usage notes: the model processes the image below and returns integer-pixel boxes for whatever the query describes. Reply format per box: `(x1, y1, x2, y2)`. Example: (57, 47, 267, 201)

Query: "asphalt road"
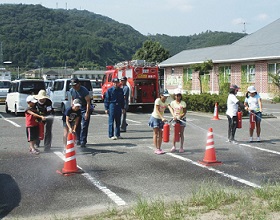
(0, 102, 280, 219)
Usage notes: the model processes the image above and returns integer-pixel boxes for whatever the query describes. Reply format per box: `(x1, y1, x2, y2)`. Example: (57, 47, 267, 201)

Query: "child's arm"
(66, 116, 73, 133)
(73, 116, 80, 133)
(26, 109, 46, 121)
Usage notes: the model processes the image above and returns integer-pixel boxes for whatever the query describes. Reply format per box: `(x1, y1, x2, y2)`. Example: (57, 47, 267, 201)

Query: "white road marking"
(239, 143, 280, 155)
(54, 151, 127, 206)
(167, 152, 261, 188)
(126, 119, 141, 124)
(0, 114, 21, 127)
(92, 113, 142, 123)
(147, 146, 261, 188)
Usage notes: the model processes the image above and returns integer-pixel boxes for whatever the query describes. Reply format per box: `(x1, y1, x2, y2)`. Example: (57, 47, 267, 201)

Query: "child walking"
(62, 99, 81, 152)
(25, 95, 46, 155)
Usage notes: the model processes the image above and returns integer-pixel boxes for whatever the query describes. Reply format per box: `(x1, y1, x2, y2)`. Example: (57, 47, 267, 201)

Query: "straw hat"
(34, 90, 49, 100)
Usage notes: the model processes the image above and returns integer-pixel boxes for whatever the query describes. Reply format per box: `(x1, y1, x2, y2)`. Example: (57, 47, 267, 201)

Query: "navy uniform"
(104, 78, 125, 139)
(120, 76, 129, 132)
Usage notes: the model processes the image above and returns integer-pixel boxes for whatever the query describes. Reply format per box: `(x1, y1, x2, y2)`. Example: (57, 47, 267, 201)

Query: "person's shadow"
(0, 173, 21, 219)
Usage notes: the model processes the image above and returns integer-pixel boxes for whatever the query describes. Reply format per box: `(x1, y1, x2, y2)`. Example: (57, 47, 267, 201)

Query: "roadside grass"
(67, 182, 280, 220)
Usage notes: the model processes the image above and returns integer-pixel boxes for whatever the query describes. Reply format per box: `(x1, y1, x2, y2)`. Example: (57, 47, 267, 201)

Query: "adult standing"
(169, 88, 187, 153)
(244, 86, 263, 142)
(148, 89, 171, 155)
(34, 90, 54, 152)
(120, 76, 129, 132)
(70, 78, 92, 148)
(226, 85, 243, 144)
(104, 78, 125, 140)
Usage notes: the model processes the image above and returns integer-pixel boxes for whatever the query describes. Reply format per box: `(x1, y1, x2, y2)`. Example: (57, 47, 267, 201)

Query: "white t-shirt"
(151, 98, 169, 119)
(226, 94, 239, 117)
(245, 94, 261, 112)
(170, 100, 186, 117)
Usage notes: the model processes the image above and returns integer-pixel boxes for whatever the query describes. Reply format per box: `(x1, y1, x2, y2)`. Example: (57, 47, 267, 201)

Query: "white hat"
(248, 86, 257, 93)
(34, 90, 49, 100)
(26, 95, 37, 103)
(73, 99, 81, 107)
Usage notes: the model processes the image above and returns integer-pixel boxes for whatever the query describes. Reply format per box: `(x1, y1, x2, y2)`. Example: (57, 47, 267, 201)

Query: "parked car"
(49, 78, 93, 113)
(90, 80, 102, 102)
(44, 80, 54, 96)
(5, 79, 45, 116)
(0, 80, 11, 103)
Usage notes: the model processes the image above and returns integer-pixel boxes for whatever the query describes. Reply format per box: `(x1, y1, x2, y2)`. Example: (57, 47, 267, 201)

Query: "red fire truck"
(101, 60, 159, 111)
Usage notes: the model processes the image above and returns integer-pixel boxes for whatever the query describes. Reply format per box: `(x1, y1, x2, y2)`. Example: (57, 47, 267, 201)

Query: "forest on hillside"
(0, 4, 246, 70)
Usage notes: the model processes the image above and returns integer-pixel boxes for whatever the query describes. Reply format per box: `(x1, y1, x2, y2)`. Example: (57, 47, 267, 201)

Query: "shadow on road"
(0, 173, 21, 219)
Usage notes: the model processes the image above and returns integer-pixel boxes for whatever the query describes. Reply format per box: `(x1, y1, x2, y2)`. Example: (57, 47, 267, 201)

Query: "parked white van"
(0, 80, 11, 103)
(5, 79, 45, 116)
(49, 78, 93, 113)
(90, 80, 102, 102)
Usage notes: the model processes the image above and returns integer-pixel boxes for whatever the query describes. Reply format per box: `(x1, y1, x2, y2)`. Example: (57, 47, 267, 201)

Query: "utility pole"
(242, 22, 247, 33)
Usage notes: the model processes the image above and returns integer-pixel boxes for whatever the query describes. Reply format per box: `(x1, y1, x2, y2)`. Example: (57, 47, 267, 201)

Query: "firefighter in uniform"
(104, 78, 125, 140)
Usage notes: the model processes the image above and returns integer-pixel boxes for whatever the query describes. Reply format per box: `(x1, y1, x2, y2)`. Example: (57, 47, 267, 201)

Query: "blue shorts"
(251, 111, 262, 122)
(148, 116, 164, 129)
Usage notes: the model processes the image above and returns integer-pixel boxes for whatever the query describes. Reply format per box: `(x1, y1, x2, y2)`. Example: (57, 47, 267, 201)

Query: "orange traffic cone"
(212, 102, 220, 120)
(198, 128, 222, 166)
(57, 133, 83, 176)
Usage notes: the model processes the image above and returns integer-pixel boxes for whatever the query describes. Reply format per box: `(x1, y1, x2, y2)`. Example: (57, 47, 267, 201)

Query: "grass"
(55, 182, 280, 220)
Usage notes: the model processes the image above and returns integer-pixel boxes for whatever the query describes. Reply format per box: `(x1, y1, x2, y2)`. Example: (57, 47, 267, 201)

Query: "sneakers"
(109, 136, 123, 140)
(170, 146, 176, 153)
(257, 137, 261, 142)
(30, 148, 40, 155)
(179, 148, 184, 153)
(81, 143, 86, 148)
(231, 140, 238, 145)
(249, 137, 253, 142)
(154, 149, 165, 155)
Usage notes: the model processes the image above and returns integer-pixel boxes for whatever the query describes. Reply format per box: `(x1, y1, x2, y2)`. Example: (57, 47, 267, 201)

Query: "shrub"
(183, 93, 247, 115)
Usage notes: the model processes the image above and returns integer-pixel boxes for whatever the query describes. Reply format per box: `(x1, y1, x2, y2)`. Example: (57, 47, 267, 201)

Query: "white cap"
(73, 99, 81, 107)
(248, 86, 257, 93)
(26, 95, 37, 103)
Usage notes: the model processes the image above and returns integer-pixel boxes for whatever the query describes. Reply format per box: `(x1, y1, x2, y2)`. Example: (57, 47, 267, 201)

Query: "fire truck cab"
(102, 60, 159, 111)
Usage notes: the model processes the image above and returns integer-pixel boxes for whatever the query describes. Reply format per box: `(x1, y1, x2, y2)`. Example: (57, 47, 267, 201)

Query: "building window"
(203, 74, 210, 82)
(218, 66, 231, 83)
(268, 63, 280, 83)
(241, 64, 255, 83)
(183, 68, 192, 81)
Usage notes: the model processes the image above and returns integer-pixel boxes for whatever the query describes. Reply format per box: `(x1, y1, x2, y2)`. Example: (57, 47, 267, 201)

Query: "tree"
(132, 40, 170, 63)
(268, 71, 280, 97)
(191, 60, 213, 94)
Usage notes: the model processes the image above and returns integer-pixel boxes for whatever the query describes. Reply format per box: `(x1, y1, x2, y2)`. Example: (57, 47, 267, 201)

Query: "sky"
(0, 0, 280, 36)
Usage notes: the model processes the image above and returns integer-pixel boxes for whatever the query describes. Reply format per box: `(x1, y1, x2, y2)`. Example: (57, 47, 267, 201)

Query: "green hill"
(0, 4, 246, 70)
